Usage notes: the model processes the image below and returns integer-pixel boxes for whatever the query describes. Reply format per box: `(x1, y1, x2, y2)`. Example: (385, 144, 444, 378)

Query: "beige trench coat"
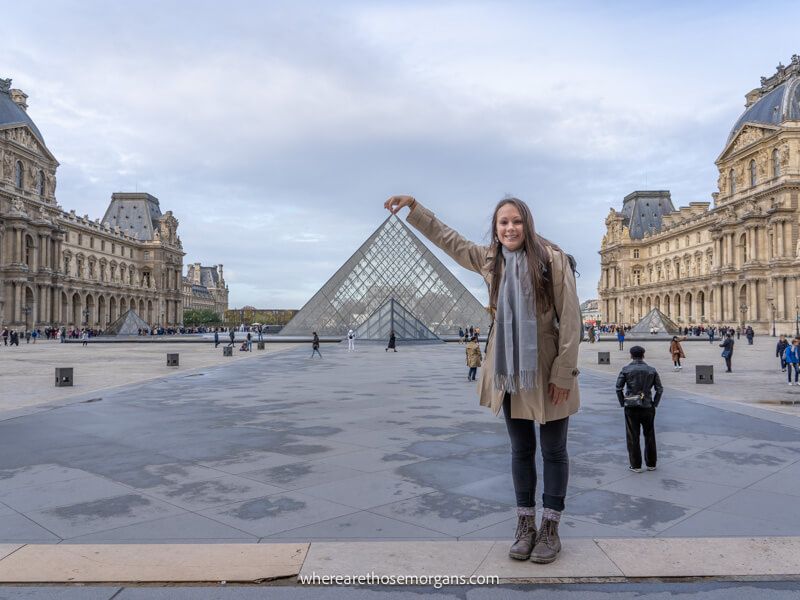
(407, 203, 581, 423)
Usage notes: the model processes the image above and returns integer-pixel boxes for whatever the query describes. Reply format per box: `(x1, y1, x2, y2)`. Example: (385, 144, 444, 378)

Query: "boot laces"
(540, 519, 555, 545)
(515, 516, 534, 540)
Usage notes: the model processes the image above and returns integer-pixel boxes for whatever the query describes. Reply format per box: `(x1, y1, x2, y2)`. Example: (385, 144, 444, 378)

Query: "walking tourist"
(2, 327, 7, 346)
(214, 330, 220, 348)
(228, 329, 235, 347)
(784, 338, 800, 385)
(616, 327, 625, 351)
(466, 334, 482, 381)
(736, 326, 741, 340)
(669, 336, 685, 371)
(347, 329, 355, 352)
(385, 194, 581, 565)
(615, 346, 662, 473)
(81, 329, 88, 347)
(746, 325, 754, 345)
(246, 331, 252, 352)
(386, 329, 397, 352)
(777, 335, 789, 372)
(720, 333, 734, 373)
(311, 331, 322, 358)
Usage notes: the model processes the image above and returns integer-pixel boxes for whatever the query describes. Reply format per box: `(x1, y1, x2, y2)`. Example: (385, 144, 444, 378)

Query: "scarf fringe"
(493, 370, 538, 394)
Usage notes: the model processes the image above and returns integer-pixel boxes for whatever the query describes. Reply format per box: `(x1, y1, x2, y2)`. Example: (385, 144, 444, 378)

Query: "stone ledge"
(0, 543, 308, 583)
(0, 538, 798, 584)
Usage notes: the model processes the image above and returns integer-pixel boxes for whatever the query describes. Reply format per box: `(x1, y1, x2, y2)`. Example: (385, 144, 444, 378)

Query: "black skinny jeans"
(502, 393, 570, 512)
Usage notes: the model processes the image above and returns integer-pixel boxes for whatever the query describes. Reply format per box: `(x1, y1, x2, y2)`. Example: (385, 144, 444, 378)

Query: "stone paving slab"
(0, 543, 308, 583)
(299, 540, 495, 578)
(596, 537, 800, 578)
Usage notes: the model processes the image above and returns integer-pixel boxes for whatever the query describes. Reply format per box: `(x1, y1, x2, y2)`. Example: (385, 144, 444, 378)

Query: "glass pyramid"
(280, 215, 491, 337)
(102, 309, 151, 336)
(354, 298, 441, 343)
(628, 308, 681, 336)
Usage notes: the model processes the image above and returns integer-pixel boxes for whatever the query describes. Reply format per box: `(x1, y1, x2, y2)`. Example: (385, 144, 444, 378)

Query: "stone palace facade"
(0, 78, 185, 330)
(599, 56, 800, 334)
(182, 263, 228, 317)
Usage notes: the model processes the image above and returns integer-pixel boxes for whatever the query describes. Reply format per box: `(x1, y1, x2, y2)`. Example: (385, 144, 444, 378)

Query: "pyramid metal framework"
(102, 309, 151, 336)
(629, 308, 681, 336)
(280, 215, 491, 337)
(354, 298, 441, 343)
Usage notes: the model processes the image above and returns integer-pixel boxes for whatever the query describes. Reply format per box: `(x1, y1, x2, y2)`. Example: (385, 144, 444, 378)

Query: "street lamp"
(796, 301, 800, 337)
(739, 303, 748, 329)
(21, 306, 31, 332)
(82, 308, 90, 327)
(768, 300, 776, 337)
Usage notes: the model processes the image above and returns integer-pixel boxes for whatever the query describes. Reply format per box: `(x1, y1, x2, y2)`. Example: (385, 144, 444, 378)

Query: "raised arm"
(385, 195, 488, 274)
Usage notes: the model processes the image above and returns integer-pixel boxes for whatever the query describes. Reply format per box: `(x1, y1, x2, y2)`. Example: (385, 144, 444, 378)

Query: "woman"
(385, 195, 581, 565)
(466, 334, 482, 381)
(669, 336, 685, 371)
(617, 327, 625, 351)
(386, 329, 397, 352)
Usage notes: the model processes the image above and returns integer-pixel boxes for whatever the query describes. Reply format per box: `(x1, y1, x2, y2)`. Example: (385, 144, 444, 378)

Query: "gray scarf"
(493, 247, 538, 393)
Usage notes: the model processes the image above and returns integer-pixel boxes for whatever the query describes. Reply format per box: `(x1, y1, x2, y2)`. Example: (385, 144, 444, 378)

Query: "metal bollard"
(257, 342, 265, 350)
(223, 346, 233, 357)
(167, 353, 179, 367)
(55, 367, 73, 387)
(696, 365, 714, 384)
(598, 352, 610, 365)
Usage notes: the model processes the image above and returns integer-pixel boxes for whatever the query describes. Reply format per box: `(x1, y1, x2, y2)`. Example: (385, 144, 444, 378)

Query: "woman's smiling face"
(496, 203, 525, 251)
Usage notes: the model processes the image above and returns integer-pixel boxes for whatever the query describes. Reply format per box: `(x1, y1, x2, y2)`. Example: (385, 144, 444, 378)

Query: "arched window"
(773, 148, 781, 178)
(38, 170, 45, 196)
(749, 159, 757, 187)
(730, 168, 736, 194)
(14, 161, 23, 188)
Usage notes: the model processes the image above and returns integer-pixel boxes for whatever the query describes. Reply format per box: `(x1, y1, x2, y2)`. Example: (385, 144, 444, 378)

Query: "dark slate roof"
(620, 191, 675, 239)
(101, 193, 163, 241)
(0, 81, 45, 144)
(728, 76, 800, 142)
(199, 267, 220, 287)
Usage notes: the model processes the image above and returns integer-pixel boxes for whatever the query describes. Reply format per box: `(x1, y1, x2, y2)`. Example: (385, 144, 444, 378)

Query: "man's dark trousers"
(624, 406, 656, 469)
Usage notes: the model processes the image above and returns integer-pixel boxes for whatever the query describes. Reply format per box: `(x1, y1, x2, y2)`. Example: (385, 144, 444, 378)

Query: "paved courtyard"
(1, 341, 799, 544)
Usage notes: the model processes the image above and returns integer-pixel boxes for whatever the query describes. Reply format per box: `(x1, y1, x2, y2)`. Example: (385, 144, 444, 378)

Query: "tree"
(183, 309, 221, 326)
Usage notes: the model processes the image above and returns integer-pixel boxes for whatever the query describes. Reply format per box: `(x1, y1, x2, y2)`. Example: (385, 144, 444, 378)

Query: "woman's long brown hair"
(488, 197, 563, 315)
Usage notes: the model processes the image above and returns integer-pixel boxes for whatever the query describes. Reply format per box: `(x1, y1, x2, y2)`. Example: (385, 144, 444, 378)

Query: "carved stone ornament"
(0, 78, 10, 93)
(781, 144, 790, 166)
(9, 197, 26, 216)
(731, 126, 762, 152)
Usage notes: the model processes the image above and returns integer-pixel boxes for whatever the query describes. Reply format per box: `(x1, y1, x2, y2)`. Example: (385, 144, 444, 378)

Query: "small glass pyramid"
(102, 309, 151, 336)
(354, 298, 440, 342)
(280, 215, 491, 337)
(628, 308, 681, 335)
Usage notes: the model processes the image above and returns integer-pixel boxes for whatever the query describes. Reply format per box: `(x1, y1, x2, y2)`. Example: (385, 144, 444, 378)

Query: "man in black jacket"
(777, 335, 789, 372)
(615, 346, 663, 473)
(719, 333, 734, 373)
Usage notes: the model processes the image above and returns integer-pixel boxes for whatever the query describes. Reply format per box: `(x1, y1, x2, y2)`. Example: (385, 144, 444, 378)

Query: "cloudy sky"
(4, 1, 800, 308)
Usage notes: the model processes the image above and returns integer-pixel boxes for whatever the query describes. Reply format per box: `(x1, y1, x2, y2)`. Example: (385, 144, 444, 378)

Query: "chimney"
(10, 89, 28, 112)
(193, 262, 201, 284)
(218, 264, 224, 282)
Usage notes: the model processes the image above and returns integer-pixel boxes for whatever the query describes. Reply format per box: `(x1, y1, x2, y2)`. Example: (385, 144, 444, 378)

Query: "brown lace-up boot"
(530, 518, 561, 563)
(508, 514, 537, 560)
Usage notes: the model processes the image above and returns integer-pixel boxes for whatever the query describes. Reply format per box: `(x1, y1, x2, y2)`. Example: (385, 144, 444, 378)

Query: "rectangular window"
(112, 243, 116, 254)
(101, 240, 106, 251)
(90, 237, 95, 249)
(143, 251, 150, 260)
(78, 233, 83, 246)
